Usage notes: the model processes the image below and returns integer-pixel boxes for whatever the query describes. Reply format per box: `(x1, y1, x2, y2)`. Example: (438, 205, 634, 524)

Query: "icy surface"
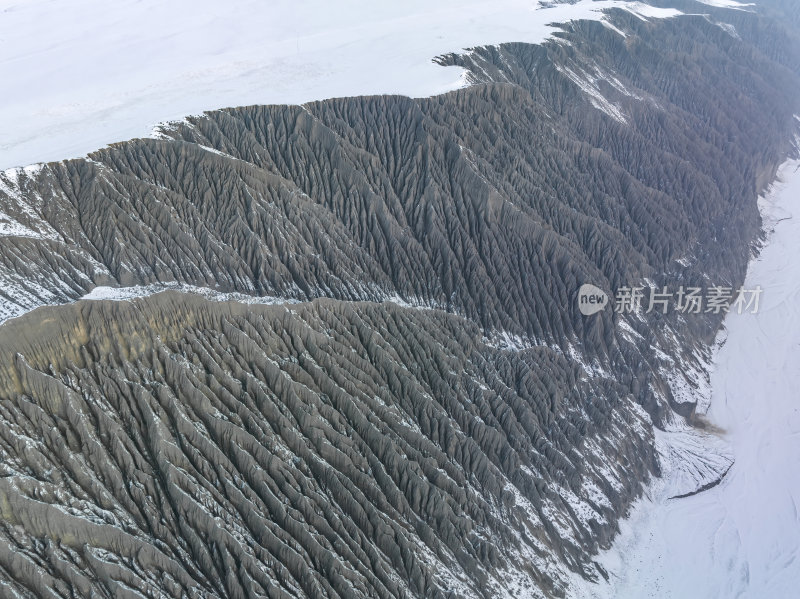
(573, 159, 800, 598)
(0, 0, 684, 171)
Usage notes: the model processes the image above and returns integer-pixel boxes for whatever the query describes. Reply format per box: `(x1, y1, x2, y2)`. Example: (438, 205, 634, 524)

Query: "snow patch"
(715, 21, 741, 39)
(556, 65, 629, 123)
(694, 0, 754, 9)
(81, 284, 293, 305)
(1, 0, 683, 170)
(621, 3, 683, 20)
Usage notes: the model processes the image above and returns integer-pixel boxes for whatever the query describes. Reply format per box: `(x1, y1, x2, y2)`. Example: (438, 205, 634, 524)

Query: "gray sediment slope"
(0, 2, 798, 597)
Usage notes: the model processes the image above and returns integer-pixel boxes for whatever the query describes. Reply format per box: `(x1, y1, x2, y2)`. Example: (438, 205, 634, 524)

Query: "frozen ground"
(0, 0, 683, 171)
(572, 158, 800, 598)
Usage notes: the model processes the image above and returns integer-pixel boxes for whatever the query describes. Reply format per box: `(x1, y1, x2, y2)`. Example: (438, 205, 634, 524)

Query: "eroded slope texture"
(0, 2, 798, 598)
(0, 296, 653, 598)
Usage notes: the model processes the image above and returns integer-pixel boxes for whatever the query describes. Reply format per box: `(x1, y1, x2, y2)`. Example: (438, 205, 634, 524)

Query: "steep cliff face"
(0, 2, 798, 598)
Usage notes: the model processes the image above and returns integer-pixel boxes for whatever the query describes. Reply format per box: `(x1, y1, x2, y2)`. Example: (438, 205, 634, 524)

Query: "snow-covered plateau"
(0, 0, 685, 171)
(572, 158, 800, 598)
